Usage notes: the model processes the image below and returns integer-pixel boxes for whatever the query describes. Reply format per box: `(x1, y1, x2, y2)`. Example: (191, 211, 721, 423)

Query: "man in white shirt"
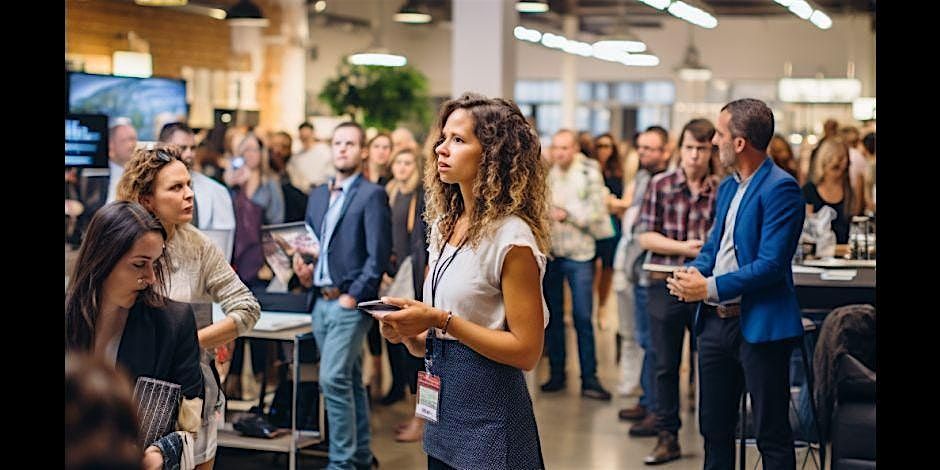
(106, 123, 138, 203)
(288, 122, 334, 194)
(159, 122, 236, 235)
(541, 129, 612, 401)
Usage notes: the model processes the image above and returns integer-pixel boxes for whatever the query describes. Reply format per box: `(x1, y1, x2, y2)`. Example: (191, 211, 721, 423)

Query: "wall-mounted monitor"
(66, 72, 188, 141)
(65, 113, 109, 168)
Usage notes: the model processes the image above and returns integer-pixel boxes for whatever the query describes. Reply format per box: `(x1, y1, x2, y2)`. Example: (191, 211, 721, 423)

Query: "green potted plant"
(319, 61, 431, 131)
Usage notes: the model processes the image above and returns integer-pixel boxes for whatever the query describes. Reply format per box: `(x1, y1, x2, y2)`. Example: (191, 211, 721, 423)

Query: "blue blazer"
(305, 175, 391, 302)
(689, 158, 805, 344)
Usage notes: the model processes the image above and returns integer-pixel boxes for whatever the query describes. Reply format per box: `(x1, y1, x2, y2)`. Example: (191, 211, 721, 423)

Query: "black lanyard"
(430, 235, 468, 309)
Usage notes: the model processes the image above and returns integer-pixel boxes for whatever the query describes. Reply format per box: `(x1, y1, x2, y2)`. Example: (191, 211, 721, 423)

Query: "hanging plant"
(318, 61, 431, 131)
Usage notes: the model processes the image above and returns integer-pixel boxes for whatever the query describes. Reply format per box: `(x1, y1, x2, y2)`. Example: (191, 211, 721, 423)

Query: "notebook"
(133, 376, 181, 447)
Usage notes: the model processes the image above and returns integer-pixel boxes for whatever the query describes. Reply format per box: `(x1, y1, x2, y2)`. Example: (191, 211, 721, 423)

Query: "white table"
(213, 306, 322, 470)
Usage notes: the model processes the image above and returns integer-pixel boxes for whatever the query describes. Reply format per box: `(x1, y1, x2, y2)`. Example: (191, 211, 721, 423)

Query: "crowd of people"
(66, 93, 875, 469)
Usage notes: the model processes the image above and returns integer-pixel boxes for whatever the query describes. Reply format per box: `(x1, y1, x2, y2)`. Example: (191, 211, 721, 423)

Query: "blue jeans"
(544, 257, 598, 383)
(633, 284, 657, 410)
(311, 298, 374, 470)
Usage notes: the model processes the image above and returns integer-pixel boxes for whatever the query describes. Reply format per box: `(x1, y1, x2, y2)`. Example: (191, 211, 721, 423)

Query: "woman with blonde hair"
(378, 92, 550, 469)
(802, 138, 860, 244)
(364, 133, 394, 186)
(117, 144, 261, 469)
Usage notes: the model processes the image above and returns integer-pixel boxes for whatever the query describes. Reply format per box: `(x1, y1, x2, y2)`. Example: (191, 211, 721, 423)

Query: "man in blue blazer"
(667, 99, 805, 470)
(294, 121, 390, 470)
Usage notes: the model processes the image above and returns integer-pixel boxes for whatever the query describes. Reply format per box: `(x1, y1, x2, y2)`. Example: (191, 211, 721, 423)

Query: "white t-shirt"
(423, 215, 550, 340)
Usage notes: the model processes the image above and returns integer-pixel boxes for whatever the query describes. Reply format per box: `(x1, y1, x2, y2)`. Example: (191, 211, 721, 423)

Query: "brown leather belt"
(715, 303, 741, 318)
(319, 286, 342, 300)
(648, 271, 673, 281)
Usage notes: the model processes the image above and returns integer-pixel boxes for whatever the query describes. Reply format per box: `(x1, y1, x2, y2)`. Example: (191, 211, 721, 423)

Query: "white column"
(560, 14, 578, 129)
(278, 0, 309, 133)
(451, 0, 517, 99)
(230, 25, 264, 110)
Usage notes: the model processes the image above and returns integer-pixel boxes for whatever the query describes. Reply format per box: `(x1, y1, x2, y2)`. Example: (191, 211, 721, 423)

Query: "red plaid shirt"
(636, 168, 720, 266)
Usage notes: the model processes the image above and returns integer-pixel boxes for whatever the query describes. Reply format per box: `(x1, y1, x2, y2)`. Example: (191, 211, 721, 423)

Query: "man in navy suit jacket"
(667, 99, 805, 470)
(293, 121, 390, 470)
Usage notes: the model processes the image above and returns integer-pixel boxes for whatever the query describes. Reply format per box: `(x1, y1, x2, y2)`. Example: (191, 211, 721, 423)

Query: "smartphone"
(357, 300, 402, 319)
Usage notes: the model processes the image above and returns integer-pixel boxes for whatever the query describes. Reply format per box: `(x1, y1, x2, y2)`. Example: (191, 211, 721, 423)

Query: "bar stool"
(737, 317, 825, 470)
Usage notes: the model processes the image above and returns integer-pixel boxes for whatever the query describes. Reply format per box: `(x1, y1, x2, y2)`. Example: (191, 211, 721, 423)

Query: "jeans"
(311, 298, 374, 470)
(634, 284, 657, 410)
(544, 257, 598, 383)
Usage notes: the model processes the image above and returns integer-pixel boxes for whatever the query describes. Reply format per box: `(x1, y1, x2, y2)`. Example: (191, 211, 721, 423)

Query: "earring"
(137, 278, 145, 284)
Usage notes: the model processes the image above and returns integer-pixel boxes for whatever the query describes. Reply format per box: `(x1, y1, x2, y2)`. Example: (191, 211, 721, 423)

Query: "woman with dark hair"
(117, 145, 260, 470)
(379, 92, 549, 469)
(65, 353, 142, 470)
(768, 134, 799, 182)
(591, 132, 627, 329)
(65, 201, 204, 469)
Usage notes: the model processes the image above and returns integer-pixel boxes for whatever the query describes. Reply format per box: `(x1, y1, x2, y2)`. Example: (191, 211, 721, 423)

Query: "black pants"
(697, 306, 797, 470)
(386, 340, 424, 395)
(648, 281, 695, 434)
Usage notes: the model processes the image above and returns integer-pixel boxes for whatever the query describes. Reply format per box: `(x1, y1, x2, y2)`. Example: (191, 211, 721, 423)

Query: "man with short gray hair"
(669, 98, 804, 470)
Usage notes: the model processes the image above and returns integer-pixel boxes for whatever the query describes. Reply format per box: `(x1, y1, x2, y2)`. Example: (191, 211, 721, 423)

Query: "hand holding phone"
(357, 300, 402, 319)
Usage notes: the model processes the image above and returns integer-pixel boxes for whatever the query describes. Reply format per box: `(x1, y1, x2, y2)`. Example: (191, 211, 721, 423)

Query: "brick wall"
(66, 0, 238, 78)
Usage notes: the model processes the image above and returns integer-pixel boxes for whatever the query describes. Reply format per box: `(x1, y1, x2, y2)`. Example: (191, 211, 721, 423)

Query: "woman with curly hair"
(378, 92, 549, 469)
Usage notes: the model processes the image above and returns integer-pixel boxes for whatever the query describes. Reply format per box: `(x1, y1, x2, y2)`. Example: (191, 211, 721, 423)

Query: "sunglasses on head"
(154, 150, 174, 163)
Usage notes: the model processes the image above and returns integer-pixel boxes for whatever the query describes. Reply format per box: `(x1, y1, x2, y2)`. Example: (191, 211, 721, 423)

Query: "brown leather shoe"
(643, 431, 681, 465)
(629, 412, 659, 437)
(618, 404, 648, 421)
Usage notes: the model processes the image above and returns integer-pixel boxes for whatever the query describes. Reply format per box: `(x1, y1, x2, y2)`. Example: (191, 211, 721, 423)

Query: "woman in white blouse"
(379, 93, 550, 470)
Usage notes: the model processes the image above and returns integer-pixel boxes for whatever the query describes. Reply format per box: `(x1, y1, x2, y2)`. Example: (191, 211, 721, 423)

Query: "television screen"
(65, 113, 109, 168)
(67, 72, 188, 141)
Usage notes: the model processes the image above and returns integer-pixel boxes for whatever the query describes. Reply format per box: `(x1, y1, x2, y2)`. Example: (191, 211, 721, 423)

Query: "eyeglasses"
(637, 145, 664, 153)
(596, 143, 613, 149)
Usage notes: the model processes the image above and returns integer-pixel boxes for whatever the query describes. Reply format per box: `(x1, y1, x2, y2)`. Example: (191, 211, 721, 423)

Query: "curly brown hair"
(116, 143, 190, 204)
(424, 92, 550, 254)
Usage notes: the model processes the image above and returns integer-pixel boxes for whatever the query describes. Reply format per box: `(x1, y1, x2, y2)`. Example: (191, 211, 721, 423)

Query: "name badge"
(415, 371, 441, 423)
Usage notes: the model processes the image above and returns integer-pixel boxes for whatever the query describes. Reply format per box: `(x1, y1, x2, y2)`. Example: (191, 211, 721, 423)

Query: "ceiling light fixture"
(516, 1, 549, 14)
(394, 1, 432, 24)
(774, 0, 832, 29)
(676, 25, 711, 81)
(638, 0, 718, 29)
(225, 0, 270, 27)
(349, 0, 407, 67)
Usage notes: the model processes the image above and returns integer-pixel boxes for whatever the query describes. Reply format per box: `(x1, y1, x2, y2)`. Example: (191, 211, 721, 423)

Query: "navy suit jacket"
(305, 175, 391, 302)
(689, 158, 806, 344)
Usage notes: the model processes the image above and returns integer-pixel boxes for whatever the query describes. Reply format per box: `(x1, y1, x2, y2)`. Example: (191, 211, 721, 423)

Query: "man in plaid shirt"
(633, 119, 721, 464)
